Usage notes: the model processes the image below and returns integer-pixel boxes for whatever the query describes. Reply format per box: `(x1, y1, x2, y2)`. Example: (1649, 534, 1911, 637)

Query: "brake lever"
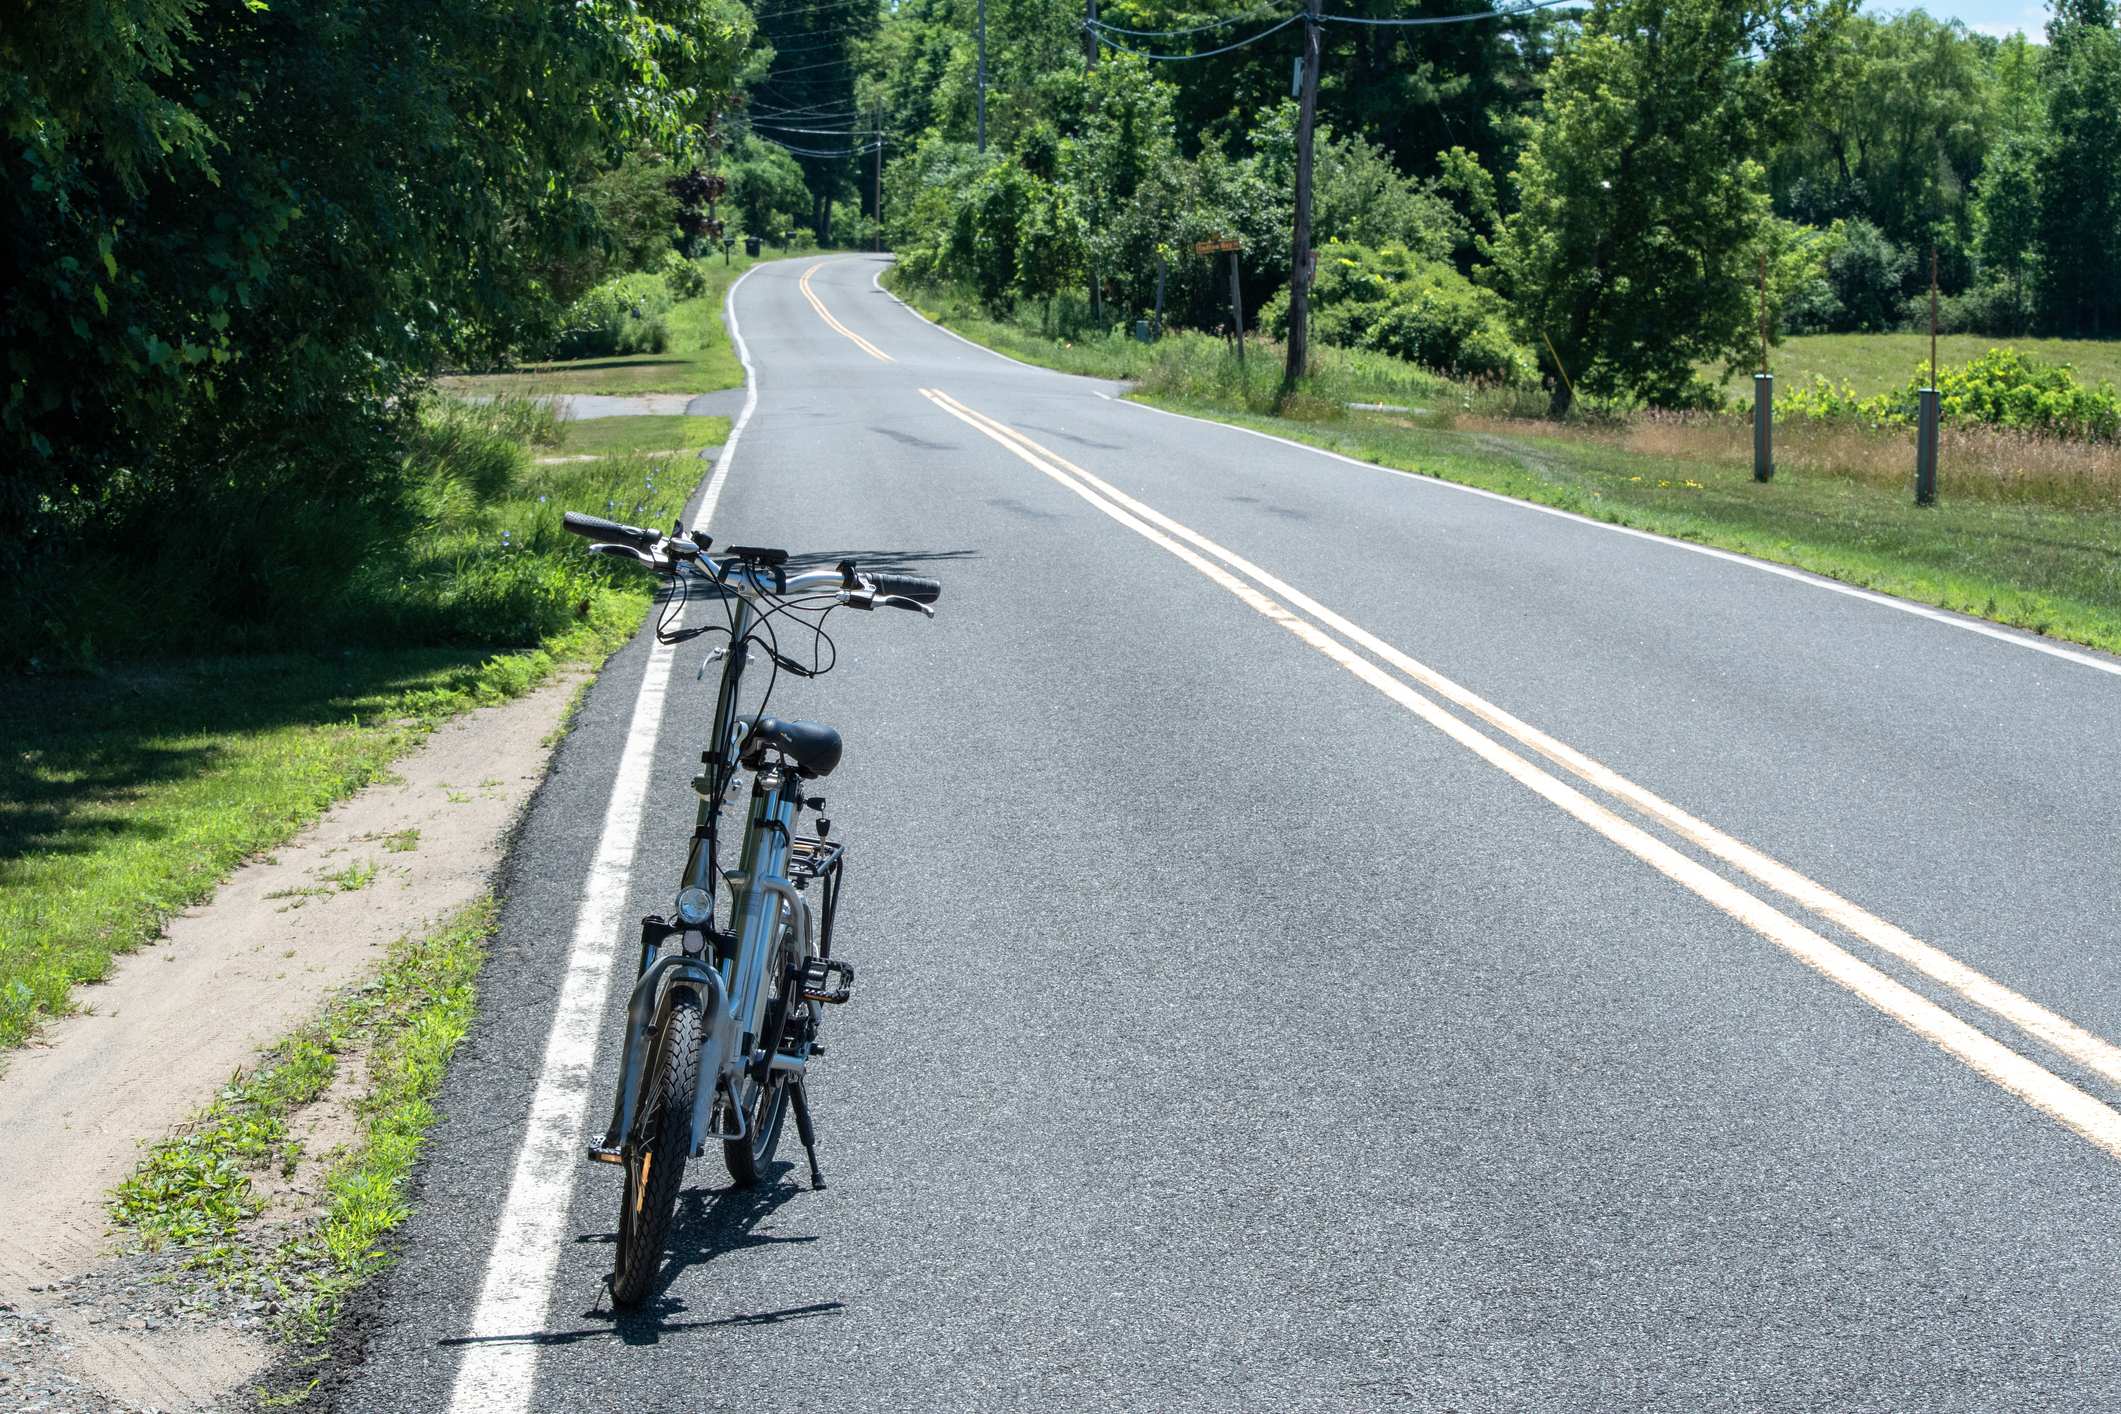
(588, 543, 663, 570)
(875, 594, 935, 619)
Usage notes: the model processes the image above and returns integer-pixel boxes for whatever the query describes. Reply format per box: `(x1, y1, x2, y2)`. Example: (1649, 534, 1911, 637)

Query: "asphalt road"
(343, 254, 2121, 1413)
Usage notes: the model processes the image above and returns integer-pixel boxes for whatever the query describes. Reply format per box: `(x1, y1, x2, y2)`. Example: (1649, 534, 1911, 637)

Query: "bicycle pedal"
(799, 956, 855, 1004)
(585, 1144, 624, 1166)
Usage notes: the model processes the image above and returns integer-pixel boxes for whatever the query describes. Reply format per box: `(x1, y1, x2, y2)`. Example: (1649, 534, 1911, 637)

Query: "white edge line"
(1115, 398, 2121, 679)
(869, 264, 1131, 397)
(927, 388, 2121, 1161)
(443, 262, 766, 1414)
(971, 406, 2121, 1090)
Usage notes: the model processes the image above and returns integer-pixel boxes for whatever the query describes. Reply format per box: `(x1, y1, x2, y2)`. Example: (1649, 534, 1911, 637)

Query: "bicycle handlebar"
(562, 512, 943, 611)
(564, 510, 658, 549)
(867, 573, 942, 604)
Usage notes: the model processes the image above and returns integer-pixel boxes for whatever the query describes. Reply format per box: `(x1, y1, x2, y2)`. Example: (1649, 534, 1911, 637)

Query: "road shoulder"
(0, 668, 589, 1413)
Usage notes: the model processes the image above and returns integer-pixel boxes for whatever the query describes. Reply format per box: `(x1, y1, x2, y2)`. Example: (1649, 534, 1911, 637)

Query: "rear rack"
(787, 836, 845, 880)
(786, 836, 846, 958)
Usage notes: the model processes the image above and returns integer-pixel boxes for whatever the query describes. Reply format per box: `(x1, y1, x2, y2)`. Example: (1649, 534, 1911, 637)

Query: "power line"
(752, 121, 879, 133)
(755, 34, 853, 53)
(754, 54, 862, 79)
(1088, 0, 1292, 36)
(747, 0, 884, 19)
(1088, 12, 1300, 59)
(1087, 0, 1569, 44)
(1320, 0, 1573, 22)
(753, 134, 892, 158)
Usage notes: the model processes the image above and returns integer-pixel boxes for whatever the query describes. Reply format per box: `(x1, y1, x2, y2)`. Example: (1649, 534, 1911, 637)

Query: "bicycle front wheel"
(611, 990, 701, 1306)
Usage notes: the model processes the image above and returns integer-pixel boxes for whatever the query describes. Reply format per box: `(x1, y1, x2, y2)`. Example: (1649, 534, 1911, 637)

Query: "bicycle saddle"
(736, 717, 842, 778)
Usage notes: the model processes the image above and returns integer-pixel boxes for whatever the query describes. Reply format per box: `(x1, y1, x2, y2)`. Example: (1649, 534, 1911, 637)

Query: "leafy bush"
(557, 273, 672, 359)
(1783, 348, 2121, 440)
(724, 135, 812, 245)
(660, 251, 708, 301)
(1261, 243, 1535, 384)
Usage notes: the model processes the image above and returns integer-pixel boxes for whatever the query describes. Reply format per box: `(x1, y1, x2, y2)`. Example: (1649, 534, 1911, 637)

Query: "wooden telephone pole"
(1283, 0, 1323, 388)
(976, 0, 987, 152)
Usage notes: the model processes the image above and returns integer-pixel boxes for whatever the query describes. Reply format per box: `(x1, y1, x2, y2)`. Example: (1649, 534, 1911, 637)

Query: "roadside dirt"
(0, 669, 589, 1413)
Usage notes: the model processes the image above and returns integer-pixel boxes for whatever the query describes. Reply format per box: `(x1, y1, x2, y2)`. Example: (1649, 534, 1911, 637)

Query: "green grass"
(1707, 333, 2121, 400)
(0, 426, 705, 1048)
(110, 897, 497, 1352)
(884, 270, 2121, 658)
(439, 253, 791, 400)
(1174, 401, 2121, 654)
(558, 413, 730, 456)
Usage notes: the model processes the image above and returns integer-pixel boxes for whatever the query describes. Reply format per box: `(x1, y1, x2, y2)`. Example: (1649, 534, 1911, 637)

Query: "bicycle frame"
(602, 563, 836, 1162)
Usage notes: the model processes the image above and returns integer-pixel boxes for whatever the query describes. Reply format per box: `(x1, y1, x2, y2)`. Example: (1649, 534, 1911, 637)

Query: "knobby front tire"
(610, 991, 702, 1306)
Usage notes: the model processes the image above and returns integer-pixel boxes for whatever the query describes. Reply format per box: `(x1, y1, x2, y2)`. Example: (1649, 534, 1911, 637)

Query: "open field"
(436, 254, 791, 400)
(1705, 333, 2121, 399)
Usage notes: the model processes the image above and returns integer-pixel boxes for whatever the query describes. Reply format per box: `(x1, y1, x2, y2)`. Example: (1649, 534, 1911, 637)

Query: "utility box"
(1135, 320, 1152, 344)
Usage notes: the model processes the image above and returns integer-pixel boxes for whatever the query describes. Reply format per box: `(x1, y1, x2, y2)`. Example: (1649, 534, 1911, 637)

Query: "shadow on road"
(440, 1166, 843, 1349)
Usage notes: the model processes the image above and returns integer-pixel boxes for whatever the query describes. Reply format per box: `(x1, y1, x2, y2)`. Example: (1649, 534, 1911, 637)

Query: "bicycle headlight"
(674, 885, 714, 927)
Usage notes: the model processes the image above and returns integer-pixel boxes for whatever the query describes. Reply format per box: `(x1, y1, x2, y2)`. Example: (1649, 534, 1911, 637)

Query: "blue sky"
(1891, 0, 2051, 36)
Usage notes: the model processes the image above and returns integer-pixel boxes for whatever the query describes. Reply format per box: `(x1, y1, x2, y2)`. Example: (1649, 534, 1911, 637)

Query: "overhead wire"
(1088, 12, 1300, 59)
(1320, 0, 1575, 22)
(1085, 0, 1573, 47)
(1088, 0, 1292, 35)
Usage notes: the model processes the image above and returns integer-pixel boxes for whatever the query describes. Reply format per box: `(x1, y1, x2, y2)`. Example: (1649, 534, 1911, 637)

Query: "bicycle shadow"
(780, 548, 982, 576)
(580, 1163, 842, 1344)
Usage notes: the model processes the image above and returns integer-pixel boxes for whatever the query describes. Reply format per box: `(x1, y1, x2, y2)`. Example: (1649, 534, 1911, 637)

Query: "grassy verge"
(1, 416, 706, 1047)
(884, 270, 2121, 658)
(1170, 401, 2121, 653)
(437, 253, 789, 400)
(557, 413, 731, 457)
(109, 898, 497, 1361)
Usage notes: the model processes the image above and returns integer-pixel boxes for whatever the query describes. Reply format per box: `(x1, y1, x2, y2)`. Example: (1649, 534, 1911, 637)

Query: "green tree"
(2036, 0, 2121, 334)
(1490, 0, 1849, 414)
(1976, 136, 2042, 332)
(1770, 11, 1991, 288)
(3, 0, 752, 639)
(743, 0, 884, 241)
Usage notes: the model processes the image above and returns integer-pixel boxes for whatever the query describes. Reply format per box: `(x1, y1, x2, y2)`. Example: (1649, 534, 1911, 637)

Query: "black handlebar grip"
(868, 573, 942, 604)
(563, 510, 654, 547)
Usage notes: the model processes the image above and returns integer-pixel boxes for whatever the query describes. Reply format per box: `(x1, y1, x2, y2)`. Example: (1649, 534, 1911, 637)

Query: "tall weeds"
(1439, 409, 2121, 509)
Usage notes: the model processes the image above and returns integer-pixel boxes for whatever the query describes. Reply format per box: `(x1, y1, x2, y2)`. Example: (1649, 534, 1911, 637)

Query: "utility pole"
(1283, 0, 1323, 388)
(977, 0, 987, 153)
(874, 99, 884, 253)
(1085, 0, 1099, 69)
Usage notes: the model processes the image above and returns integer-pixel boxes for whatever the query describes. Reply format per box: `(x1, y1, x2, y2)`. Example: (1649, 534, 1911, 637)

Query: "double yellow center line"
(921, 383, 2121, 1161)
(800, 261, 894, 362)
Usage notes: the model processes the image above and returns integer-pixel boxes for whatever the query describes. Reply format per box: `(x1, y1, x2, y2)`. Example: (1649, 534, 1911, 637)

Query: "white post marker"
(446, 264, 765, 1414)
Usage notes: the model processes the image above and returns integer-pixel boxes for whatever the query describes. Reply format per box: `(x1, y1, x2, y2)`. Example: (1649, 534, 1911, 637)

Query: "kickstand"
(788, 1081, 827, 1190)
